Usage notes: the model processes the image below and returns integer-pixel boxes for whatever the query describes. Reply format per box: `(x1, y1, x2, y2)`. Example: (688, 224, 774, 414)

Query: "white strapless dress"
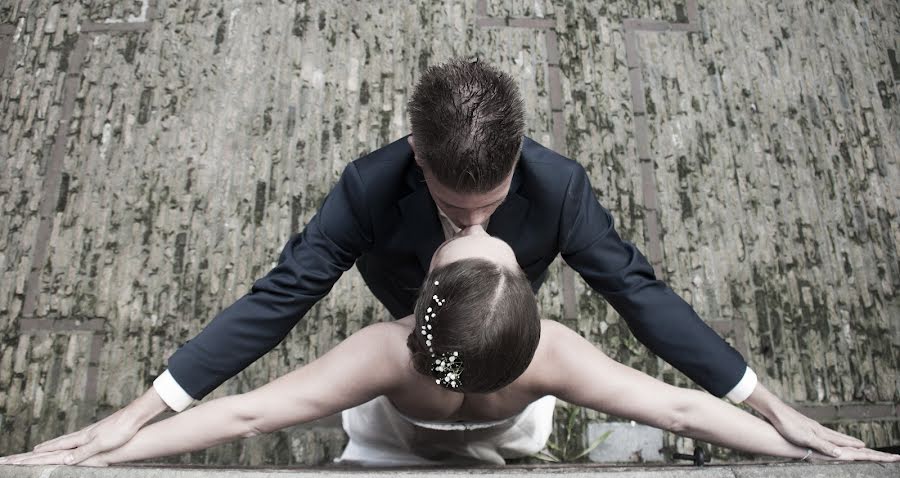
(337, 395, 557, 466)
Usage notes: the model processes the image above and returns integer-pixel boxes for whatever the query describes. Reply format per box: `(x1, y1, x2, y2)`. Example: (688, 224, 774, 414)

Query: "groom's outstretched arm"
(166, 161, 374, 401)
(23, 162, 374, 464)
(557, 161, 864, 456)
(558, 161, 747, 396)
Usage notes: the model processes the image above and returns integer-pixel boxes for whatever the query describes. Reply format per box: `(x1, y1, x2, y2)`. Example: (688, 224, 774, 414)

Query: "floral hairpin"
(420, 280, 463, 389)
(432, 351, 463, 389)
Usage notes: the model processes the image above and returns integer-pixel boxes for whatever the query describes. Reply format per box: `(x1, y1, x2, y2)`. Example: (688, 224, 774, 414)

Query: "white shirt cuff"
(153, 369, 196, 412)
(724, 366, 758, 403)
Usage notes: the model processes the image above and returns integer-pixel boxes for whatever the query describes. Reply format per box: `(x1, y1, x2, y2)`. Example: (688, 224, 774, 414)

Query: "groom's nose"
(458, 224, 486, 237)
(456, 210, 492, 229)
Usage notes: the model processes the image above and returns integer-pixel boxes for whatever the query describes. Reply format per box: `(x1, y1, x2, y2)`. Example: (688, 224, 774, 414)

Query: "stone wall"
(0, 0, 897, 466)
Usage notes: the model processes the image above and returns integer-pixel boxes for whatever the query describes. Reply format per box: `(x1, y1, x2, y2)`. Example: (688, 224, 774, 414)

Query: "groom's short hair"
(408, 58, 525, 193)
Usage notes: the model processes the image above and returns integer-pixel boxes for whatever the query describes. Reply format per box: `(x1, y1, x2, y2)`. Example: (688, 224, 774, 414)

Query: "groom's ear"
(409, 136, 425, 169)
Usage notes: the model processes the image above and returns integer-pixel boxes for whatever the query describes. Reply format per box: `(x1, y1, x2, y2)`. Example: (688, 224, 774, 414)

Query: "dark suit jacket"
(168, 136, 747, 399)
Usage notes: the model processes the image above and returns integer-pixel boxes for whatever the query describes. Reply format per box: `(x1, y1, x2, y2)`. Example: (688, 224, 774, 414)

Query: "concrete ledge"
(1, 462, 897, 477)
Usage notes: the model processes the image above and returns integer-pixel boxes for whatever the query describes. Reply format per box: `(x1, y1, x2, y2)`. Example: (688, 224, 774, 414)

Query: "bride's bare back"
(384, 315, 557, 423)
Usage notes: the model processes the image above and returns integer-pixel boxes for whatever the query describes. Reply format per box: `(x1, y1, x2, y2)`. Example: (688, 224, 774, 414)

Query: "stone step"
(1, 462, 898, 478)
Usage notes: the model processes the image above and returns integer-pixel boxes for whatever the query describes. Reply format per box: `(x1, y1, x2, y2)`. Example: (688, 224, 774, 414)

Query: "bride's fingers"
(0, 450, 64, 465)
(836, 447, 900, 462)
(0, 450, 45, 463)
(15, 450, 72, 465)
(862, 448, 900, 462)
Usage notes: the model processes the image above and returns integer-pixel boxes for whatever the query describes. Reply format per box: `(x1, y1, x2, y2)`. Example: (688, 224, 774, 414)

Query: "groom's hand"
(744, 383, 865, 457)
(29, 410, 139, 465)
(1, 387, 169, 466)
(766, 404, 865, 457)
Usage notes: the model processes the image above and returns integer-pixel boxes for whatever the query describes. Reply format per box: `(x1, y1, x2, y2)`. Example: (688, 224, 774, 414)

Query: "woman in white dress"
(2, 226, 896, 466)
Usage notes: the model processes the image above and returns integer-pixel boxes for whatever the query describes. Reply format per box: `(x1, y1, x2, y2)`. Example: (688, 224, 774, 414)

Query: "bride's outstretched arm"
(87, 323, 403, 465)
(538, 320, 898, 462)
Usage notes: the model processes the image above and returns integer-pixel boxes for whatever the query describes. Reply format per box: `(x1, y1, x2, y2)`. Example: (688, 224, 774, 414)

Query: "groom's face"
(409, 136, 512, 228)
(423, 168, 512, 228)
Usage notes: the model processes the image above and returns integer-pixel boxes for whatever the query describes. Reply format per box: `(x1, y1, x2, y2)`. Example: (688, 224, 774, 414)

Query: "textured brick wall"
(0, 0, 897, 466)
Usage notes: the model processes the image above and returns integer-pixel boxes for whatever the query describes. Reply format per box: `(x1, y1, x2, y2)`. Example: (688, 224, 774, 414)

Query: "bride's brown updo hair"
(406, 257, 540, 393)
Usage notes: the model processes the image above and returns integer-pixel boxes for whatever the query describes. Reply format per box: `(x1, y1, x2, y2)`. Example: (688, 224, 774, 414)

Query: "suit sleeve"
(166, 163, 373, 400)
(558, 163, 746, 397)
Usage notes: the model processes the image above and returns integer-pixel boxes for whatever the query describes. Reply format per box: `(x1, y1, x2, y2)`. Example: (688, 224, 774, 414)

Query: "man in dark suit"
(22, 58, 861, 465)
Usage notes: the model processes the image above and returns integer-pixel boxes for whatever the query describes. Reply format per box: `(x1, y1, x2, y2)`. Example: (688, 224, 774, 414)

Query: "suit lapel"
(398, 169, 445, 273)
(486, 167, 529, 246)
(397, 161, 530, 272)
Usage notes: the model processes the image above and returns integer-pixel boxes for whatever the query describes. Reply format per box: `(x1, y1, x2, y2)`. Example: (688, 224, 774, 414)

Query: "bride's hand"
(0, 449, 108, 466)
(808, 446, 900, 462)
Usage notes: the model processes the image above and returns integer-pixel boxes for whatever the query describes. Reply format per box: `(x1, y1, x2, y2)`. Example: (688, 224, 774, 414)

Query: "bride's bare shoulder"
(344, 316, 414, 364)
(538, 319, 578, 342)
(533, 319, 588, 363)
(377, 315, 416, 340)
(350, 315, 414, 336)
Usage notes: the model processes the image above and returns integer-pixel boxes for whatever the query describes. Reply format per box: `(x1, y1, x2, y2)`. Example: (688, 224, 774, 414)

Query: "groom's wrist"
(121, 387, 169, 429)
(743, 383, 785, 423)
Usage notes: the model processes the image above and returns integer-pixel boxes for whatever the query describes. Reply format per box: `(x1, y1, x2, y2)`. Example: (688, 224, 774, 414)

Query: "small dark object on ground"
(672, 446, 707, 466)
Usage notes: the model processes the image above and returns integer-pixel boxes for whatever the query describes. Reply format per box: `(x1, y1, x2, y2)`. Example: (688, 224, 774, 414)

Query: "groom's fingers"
(33, 421, 99, 452)
(33, 430, 83, 452)
(64, 443, 102, 465)
(820, 427, 865, 448)
(32, 434, 66, 451)
(806, 434, 843, 457)
(34, 430, 91, 453)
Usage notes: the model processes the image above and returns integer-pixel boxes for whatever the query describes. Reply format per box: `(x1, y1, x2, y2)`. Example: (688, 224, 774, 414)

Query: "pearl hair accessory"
(421, 280, 463, 389)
